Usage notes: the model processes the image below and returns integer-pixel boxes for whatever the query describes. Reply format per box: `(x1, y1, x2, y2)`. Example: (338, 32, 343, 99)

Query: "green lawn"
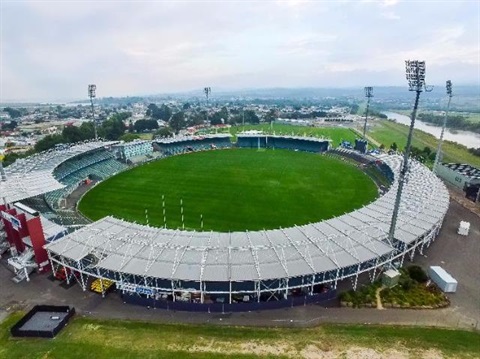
(203, 123, 358, 146)
(370, 120, 480, 167)
(216, 121, 479, 167)
(79, 149, 377, 231)
(1, 313, 479, 359)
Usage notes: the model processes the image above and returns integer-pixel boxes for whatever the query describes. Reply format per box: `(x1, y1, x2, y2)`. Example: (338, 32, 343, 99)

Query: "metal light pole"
(242, 106, 245, 132)
(433, 80, 453, 174)
(387, 60, 431, 245)
(204, 87, 211, 125)
(88, 84, 97, 140)
(363, 87, 373, 138)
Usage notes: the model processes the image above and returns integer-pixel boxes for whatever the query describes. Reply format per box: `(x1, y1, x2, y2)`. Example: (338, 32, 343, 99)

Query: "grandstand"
(154, 134, 232, 156)
(0, 135, 450, 309)
(33, 135, 449, 312)
(45, 150, 128, 211)
(0, 141, 118, 204)
(237, 134, 330, 152)
(113, 141, 153, 163)
(0, 141, 128, 280)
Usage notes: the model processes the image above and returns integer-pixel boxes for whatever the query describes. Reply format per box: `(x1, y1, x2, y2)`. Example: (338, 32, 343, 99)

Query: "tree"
(187, 110, 206, 126)
(133, 119, 159, 132)
(154, 127, 174, 138)
(407, 265, 428, 283)
(264, 109, 278, 123)
(34, 134, 64, 152)
(3, 107, 22, 119)
(147, 103, 172, 121)
(128, 120, 134, 133)
(101, 114, 127, 140)
(79, 122, 95, 140)
(113, 112, 132, 122)
(158, 104, 172, 121)
(62, 125, 84, 143)
(119, 133, 141, 142)
(170, 111, 186, 133)
(1, 120, 18, 131)
(244, 109, 259, 124)
(210, 108, 228, 126)
(146, 104, 160, 118)
(390, 142, 398, 151)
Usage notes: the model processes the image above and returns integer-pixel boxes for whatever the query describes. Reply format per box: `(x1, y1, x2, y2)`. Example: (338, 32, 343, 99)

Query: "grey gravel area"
(19, 311, 68, 331)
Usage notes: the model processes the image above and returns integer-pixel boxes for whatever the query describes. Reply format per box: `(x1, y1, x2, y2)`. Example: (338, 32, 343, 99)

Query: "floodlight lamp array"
(88, 84, 97, 98)
(364, 87, 373, 98)
(446, 80, 453, 97)
(405, 60, 426, 91)
(204, 87, 211, 97)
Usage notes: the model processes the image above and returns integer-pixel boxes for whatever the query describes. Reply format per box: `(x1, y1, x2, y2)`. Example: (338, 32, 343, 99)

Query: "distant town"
(1, 86, 479, 167)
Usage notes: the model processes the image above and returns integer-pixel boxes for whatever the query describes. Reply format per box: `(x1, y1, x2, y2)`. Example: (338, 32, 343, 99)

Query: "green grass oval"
(78, 149, 378, 232)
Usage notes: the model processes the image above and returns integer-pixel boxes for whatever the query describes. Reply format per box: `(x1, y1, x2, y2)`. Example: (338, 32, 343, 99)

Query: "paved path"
(375, 287, 384, 310)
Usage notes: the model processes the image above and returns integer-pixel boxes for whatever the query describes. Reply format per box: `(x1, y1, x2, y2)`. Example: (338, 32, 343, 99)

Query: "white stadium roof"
(45, 153, 450, 282)
(0, 141, 117, 203)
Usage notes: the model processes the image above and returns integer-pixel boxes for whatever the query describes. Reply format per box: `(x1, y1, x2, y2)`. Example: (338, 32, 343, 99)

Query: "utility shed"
(382, 269, 401, 288)
(428, 266, 457, 293)
(458, 221, 470, 236)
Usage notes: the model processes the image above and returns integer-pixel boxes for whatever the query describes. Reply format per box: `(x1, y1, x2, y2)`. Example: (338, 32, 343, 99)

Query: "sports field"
(79, 149, 377, 231)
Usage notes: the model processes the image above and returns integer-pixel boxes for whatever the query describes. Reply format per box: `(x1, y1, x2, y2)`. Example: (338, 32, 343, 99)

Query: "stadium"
(0, 134, 449, 312)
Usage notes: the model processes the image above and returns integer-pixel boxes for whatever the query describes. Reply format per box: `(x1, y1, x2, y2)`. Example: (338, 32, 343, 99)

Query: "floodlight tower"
(88, 84, 97, 140)
(0, 155, 7, 206)
(433, 80, 453, 174)
(204, 87, 211, 106)
(363, 87, 373, 138)
(387, 60, 432, 246)
(204, 87, 211, 124)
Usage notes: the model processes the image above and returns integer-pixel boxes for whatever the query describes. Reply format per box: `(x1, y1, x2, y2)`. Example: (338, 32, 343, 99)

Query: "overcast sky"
(1, 0, 479, 102)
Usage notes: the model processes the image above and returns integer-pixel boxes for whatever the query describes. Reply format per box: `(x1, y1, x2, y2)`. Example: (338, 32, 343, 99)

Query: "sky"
(1, 0, 479, 102)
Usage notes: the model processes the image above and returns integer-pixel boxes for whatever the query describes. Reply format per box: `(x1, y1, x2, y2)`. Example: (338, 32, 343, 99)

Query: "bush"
(407, 265, 428, 283)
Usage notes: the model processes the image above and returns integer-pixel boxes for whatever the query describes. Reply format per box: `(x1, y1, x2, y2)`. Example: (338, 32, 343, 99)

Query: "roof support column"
(370, 257, 379, 283)
(353, 263, 360, 291)
(256, 281, 260, 302)
(96, 267, 105, 298)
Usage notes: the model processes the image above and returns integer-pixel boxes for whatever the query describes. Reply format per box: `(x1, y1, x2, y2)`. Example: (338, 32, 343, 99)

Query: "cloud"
(0, 0, 478, 102)
(382, 0, 400, 7)
(381, 11, 401, 20)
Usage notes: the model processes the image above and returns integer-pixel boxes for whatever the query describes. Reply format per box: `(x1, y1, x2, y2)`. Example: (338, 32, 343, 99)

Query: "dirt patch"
(421, 349, 444, 359)
(240, 341, 295, 356)
(168, 340, 448, 359)
(300, 344, 338, 359)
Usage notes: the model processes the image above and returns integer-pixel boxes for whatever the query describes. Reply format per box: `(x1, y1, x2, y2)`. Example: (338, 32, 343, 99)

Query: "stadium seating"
(237, 135, 329, 153)
(90, 278, 115, 294)
(45, 150, 128, 211)
(155, 135, 232, 157)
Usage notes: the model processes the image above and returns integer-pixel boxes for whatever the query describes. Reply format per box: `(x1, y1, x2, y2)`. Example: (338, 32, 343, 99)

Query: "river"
(383, 111, 480, 149)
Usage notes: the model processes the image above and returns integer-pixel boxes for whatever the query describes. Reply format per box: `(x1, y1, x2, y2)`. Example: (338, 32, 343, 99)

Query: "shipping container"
(428, 266, 457, 293)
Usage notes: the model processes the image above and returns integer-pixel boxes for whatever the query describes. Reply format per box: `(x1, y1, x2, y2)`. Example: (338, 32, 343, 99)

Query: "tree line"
(417, 113, 480, 134)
